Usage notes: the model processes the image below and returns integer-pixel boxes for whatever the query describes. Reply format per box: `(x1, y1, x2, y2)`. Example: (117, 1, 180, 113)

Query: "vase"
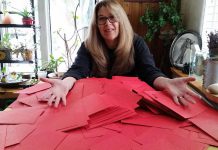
(21, 50, 33, 61)
(203, 58, 218, 88)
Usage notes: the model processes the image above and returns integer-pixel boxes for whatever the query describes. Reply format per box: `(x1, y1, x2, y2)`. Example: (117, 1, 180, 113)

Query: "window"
(201, 0, 218, 53)
(48, 0, 95, 72)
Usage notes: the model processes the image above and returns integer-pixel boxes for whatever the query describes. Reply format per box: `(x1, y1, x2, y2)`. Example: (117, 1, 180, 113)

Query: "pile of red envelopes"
(0, 76, 218, 150)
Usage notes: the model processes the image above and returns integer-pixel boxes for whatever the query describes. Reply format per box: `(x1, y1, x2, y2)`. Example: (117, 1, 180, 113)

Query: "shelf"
(0, 24, 33, 28)
(0, 60, 33, 63)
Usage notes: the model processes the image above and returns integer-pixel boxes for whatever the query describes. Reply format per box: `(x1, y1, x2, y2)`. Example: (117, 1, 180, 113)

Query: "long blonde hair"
(85, 0, 134, 77)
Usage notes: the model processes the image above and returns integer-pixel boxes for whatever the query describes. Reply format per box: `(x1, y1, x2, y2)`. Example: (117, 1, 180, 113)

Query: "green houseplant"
(15, 7, 33, 25)
(40, 54, 65, 73)
(140, 0, 184, 42)
(0, 33, 12, 61)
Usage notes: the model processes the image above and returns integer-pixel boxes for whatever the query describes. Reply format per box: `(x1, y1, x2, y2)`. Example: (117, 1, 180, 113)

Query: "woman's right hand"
(40, 77, 76, 107)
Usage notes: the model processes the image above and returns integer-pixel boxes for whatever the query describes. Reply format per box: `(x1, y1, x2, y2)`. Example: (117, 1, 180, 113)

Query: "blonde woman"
(41, 0, 200, 107)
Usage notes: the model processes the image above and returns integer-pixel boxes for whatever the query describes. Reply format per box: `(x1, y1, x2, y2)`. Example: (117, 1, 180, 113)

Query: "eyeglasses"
(97, 16, 118, 25)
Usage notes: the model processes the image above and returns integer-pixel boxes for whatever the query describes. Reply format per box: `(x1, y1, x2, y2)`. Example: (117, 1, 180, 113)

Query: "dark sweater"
(62, 34, 165, 86)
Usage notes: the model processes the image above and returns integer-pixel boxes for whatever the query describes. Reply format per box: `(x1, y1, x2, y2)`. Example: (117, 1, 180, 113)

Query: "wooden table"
(0, 87, 21, 110)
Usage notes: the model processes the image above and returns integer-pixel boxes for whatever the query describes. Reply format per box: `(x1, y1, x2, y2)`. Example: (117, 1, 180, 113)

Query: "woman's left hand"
(154, 76, 201, 106)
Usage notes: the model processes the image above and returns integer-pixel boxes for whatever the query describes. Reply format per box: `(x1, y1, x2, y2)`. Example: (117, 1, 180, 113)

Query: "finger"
(54, 97, 61, 108)
(40, 77, 56, 85)
(181, 77, 196, 83)
(187, 90, 201, 99)
(62, 96, 67, 106)
(48, 94, 56, 106)
(178, 97, 188, 106)
(183, 94, 196, 104)
(173, 96, 181, 105)
(41, 90, 52, 100)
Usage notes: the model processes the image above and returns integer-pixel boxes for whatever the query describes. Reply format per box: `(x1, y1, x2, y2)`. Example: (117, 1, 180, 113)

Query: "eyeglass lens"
(98, 16, 117, 25)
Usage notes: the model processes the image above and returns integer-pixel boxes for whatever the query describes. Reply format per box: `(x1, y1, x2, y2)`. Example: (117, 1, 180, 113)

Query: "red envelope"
(0, 125, 7, 150)
(189, 108, 218, 141)
(0, 106, 46, 124)
(66, 81, 84, 104)
(56, 130, 101, 150)
(18, 94, 40, 107)
(89, 133, 134, 150)
(135, 128, 207, 150)
(102, 122, 122, 133)
(16, 82, 51, 94)
(82, 78, 104, 97)
(103, 82, 142, 109)
(36, 102, 89, 132)
(88, 108, 136, 129)
(121, 113, 183, 129)
(13, 129, 67, 150)
(5, 124, 36, 147)
(145, 91, 208, 119)
(9, 94, 30, 109)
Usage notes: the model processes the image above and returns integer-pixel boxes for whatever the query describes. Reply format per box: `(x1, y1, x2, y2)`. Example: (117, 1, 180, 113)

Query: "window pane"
(50, 0, 94, 72)
(202, 0, 218, 54)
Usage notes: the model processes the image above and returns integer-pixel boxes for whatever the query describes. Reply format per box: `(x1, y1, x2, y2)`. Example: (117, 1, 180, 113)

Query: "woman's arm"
(40, 77, 76, 107)
(153, 76, 200, 106)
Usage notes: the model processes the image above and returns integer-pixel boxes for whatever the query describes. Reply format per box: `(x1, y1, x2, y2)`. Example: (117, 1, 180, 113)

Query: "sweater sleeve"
(62, 42, 92, 79)
(134, 35, 166, 86)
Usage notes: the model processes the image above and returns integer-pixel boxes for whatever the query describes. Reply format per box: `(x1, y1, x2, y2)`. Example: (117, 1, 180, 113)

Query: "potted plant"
(13, 44, 33, 61)
(207, 31, 218, 58)
(0, 33, 12, 61)
(140, 0, 184, 42)
(40, 54, 65, 75)
(15, 7, 33, 25)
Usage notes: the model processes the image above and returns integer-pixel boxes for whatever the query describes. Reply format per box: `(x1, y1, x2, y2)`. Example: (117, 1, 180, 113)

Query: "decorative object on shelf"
(2, 12, 12, 24)
(14, 7, 33, 25)
(169, 30, 202, 70)
(140, 0, 184, 42)
(203, 58, 218, 88)
(0, 50, 11, 61)
(203, 31, 218, 89)
(13, 45, 33, 61)
(40, 54, 64, 74)
(207, 83, 218, 95)
(0, 33, 12, 60)
(207, 31, 218, 58)
(21, 49, 33, 61)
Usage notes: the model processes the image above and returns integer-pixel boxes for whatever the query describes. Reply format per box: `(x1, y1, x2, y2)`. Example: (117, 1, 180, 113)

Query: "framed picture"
(124, 0, 160, 2)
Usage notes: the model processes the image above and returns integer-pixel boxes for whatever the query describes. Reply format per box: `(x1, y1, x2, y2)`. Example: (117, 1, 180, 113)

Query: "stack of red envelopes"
(0, 76, 218, 150)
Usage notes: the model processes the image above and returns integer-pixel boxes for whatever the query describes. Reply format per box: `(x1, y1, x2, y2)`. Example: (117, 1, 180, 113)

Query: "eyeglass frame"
(97, 15, 118, 25)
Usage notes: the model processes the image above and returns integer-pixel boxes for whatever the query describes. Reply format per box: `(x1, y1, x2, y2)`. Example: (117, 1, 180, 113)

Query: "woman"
(41, 0, 200, 107)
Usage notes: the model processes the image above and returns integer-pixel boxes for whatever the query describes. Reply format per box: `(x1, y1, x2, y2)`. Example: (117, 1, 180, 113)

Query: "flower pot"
(21, 50, 33, 61)
(0, 49, 12, 61)
(22, 17, 33, 25)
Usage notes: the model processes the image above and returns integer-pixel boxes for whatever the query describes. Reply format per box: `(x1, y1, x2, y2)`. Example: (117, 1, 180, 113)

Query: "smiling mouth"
(105, 28, 114, 33)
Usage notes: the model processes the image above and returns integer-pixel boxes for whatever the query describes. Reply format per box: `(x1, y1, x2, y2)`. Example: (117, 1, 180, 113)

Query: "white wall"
(181, 0, 205, 35)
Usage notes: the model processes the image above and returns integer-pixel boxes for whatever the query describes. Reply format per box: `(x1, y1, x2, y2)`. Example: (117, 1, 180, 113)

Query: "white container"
(203, 58, 218, 88)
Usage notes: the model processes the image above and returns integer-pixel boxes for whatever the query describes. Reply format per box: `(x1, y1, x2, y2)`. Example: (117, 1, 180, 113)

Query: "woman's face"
(97, 6, 119, 48)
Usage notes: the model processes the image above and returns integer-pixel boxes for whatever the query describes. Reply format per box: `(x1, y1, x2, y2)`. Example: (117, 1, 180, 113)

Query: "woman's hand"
(40, 77, 76, 107)
(153, 76, 201, 106)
